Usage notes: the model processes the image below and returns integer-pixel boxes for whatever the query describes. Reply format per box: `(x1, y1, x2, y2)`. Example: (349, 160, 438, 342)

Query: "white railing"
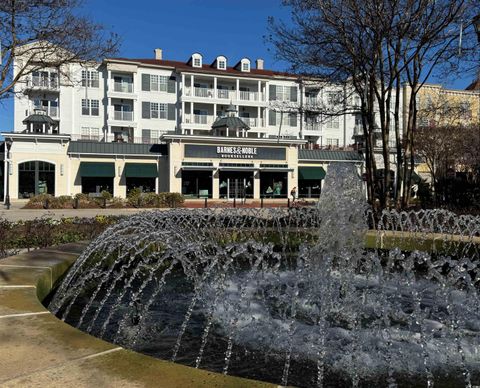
(194, 87, 214, 98)
(239, 90, 259, 101)
(185, 114, 213, 125)
(30, 107, 58, 117)
(113, 111, 134, 121)
(28, 76, 59, 90)
(240, 117, 258, 127)
(304, 123, 321, 131)
(113, 82, 133, 93)
(217, 89, 235, 99)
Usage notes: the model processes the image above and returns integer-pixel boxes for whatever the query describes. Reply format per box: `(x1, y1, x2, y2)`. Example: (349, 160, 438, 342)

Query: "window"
(149, 75, 168, 92)
(242, 62, 249, 72)
(81, 99, 99, 116)
(218, 60, 226, 69)
(327, 92, 342, 106)
(193, 58, 201, 67)
(150, 103, 167, 119)
(142, 129, 160, 144)
(327, 138, 339, 147)
(81, 70, 99, 87)
(81, 127, 100, 140)
(326, 116, 340, 129)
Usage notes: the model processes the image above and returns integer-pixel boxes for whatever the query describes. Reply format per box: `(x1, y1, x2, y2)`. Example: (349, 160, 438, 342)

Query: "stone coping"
(0, 243, 274, 387)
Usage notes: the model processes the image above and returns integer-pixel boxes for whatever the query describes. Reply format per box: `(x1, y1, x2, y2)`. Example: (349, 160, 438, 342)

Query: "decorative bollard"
(233, 197, 236, 208)
(102, 198, 107, 209)
(204, 197, 208, 208)
(287, 198, 290, 208)
(261, 197, 264, 208)
(73, 197, 79, 209)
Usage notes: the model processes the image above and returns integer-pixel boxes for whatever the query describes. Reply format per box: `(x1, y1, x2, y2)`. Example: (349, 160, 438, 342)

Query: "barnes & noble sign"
(184, 145, 286, 160)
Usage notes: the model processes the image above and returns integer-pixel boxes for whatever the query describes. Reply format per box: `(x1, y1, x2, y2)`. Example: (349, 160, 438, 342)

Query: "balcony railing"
(71, 134, 165, 144)
(240, 117, 259, 127)
(185, 114, 214, 125)
(239, 90, 259, 101)
(304, 122, 321, 131)
(27, 76, 59, 90)
(113, 82, 134, 93)
(113, 111, 134, 121)
(217, 89, 235, 100)
(30, 107, 58, 118)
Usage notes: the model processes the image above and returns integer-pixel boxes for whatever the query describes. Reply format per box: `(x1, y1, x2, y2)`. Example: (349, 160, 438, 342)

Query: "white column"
(213, 103, 217, 118)
(257, 80, 261, 101)
(213, 77, 217, 99)
(257, 106, 261, 127)
(191, 75, 194, 96)
(181, 73, 185, 94)
(236, 79, 240, 101)
(190, 102, 193, 124)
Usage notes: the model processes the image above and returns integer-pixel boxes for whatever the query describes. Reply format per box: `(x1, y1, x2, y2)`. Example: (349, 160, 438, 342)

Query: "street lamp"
(4, 139, 12, 210)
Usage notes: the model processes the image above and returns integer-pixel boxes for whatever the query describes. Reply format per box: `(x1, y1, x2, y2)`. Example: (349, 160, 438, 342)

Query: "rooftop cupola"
(22, 109, 59, 134)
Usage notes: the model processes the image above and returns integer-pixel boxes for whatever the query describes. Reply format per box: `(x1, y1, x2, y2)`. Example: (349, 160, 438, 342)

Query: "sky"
(0, 0, 474, 132)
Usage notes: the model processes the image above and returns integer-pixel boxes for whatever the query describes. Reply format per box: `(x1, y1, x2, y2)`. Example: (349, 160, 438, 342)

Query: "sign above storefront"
(185, 144, 286, 160)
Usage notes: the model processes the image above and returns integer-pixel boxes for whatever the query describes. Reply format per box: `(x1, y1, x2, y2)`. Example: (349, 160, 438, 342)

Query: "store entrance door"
(219, 171, 254, 200)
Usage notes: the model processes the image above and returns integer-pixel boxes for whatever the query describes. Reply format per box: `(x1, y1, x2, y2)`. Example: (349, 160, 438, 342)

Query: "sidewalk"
(0, 201, 157, 222)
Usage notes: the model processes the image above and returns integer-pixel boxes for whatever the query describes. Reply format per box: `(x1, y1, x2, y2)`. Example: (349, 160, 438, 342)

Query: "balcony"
(113, 111, 134, 121)
(113, 82, 133, 93)
(185, 114, 214, 125)
(26, 76, 59, 91)
(239, 117, 262, 127)
(217, 89, 235, 100)
(304, 122, 321, 131)
(239, 90, 260, 101)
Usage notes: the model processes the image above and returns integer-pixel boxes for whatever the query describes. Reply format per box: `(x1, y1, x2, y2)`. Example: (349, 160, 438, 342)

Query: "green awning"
(124, 163, 158, 178)
(79, 162, 115, 177)
(299, 166, 326, 180)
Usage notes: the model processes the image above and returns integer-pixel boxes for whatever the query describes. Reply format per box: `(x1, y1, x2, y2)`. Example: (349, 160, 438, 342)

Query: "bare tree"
(269, 0, 479, 209)
(0, 0, 120, 98)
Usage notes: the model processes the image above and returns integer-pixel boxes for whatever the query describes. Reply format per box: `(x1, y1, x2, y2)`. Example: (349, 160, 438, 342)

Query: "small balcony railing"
(240, 117, 258, 127)
(113, 111, 133, 121)
(217, 89, 235, 100)
(193, 87, 214, 98)
(113, 82, 133, 93)
(239, 90, 259, 101)
(185, 114, 213, 125)
(27, 76, 59, 90)
(304, 122, 321, 131)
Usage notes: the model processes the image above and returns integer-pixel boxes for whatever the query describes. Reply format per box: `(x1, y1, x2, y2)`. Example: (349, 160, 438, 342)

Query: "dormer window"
(215, 55, 227, 70)
(191, 53, 203, 68)
(236, 58, 251, 72)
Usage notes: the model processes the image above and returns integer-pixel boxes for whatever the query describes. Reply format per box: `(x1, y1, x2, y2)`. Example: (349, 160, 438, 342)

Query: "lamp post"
(4, 139, 12, 210)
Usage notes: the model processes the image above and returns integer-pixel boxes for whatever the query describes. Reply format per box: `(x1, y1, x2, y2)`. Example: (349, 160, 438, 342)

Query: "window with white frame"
(150, 75, 168, 92)
(326, 116, 340, 129)
(81, 70, 99, 87)
(242, 62, 250, 72)
(81, 127, 100, 140)
(327, 138, 339, 147)
(193, 57, 201, 67)
(150, 103, 167, 119)
(327, 92, 342, 106)
(218, 60, 226, 69)
(142, 129, 160, 143)
(81, 99, 99, 116)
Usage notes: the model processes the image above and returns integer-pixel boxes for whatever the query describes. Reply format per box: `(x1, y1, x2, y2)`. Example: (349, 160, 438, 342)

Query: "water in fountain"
(49, 164, 480, 387)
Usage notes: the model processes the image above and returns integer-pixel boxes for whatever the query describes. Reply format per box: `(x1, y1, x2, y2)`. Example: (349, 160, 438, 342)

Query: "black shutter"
(289, 113, 297, 127)
(142, 102, 150, 119)
(269, 85, 276, 101)
(141, 74, 150, 91)
(167, 104, 176, 121)
(269, 110, 276, 126)
(290, 86, 298, 102)
(167, 76, 176, 93)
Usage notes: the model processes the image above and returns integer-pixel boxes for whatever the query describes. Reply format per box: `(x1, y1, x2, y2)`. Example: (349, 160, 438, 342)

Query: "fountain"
(49, 164, 480, 387)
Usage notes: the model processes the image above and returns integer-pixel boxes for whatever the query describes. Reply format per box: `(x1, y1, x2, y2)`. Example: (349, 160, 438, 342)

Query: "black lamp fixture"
(4, 139, 12, 210)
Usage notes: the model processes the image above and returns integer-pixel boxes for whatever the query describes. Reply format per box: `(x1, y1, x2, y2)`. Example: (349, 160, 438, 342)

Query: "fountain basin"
(0, 243, 272, 387)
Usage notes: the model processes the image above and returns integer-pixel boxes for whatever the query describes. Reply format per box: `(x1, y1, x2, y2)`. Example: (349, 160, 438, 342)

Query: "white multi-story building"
(13, 48, 360, 148)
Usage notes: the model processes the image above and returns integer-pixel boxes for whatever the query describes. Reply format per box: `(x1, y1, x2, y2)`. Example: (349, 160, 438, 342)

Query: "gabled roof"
(106, 58, 296, 79)
(211, 116, 250, 130)
(22, 113, 57, 125)
(299, 149, 363, 161)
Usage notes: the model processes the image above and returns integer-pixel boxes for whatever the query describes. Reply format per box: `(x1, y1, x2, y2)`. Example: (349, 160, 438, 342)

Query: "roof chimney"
(255, 58, 264, 70)
(154, 48, 163, 60)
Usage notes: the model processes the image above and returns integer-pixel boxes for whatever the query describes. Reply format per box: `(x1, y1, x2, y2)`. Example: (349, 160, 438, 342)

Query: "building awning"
(79, 162, 115, 177)
(124, 163, 158, 178)
(299, 166, 326, 180)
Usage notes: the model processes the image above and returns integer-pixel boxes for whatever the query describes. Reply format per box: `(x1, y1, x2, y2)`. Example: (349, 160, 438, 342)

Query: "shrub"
(163, 192, 184, 208)
(109, 197, 125, 208)
(101, 190, 113, 201)
(24, 194, 54, 209)
(126, 188, 142, 207)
